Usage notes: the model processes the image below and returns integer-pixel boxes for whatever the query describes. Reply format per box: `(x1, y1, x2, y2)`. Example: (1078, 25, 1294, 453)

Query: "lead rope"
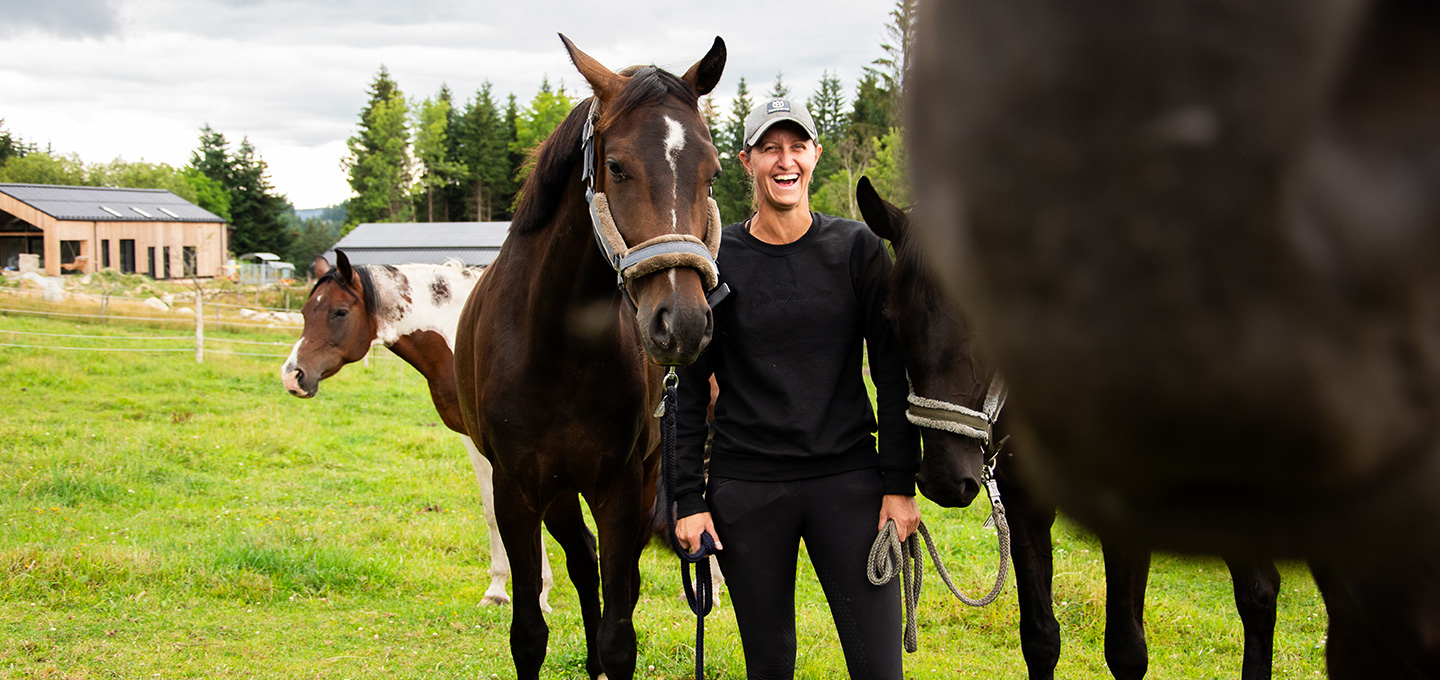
(659, 367, 715, 679)
(867, 464, 1011, 652)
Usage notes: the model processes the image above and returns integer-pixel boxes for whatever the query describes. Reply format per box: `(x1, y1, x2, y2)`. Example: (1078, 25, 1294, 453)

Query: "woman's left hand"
(879, 494, 921, 542)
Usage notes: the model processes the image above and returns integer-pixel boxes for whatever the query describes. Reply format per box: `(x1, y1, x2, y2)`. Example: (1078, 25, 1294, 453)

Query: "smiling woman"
(673, 97, 922, 680)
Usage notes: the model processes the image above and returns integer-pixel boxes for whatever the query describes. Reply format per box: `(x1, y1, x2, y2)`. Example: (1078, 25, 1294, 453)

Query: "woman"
(674, 98, 921, 680)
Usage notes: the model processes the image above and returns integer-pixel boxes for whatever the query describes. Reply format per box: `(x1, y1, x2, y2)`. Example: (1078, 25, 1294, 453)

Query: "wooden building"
(0, 183, 228, 278)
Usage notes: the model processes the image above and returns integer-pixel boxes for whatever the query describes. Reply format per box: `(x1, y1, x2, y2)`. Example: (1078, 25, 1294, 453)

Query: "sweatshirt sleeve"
(674, 341, 716, 518)
(854, 231, 922, 496)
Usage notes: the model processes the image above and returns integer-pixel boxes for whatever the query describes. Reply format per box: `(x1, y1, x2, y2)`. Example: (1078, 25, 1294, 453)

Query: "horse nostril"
(649, 308, 673, 350)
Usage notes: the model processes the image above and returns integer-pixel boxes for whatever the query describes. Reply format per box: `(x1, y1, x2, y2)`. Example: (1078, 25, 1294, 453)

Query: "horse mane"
(509, 66, 700, 235)
(311, 263, 380, 316)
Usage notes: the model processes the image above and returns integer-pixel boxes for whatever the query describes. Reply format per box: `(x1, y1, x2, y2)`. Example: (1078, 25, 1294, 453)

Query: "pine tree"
(412, 87, 464, 222)
(712, 77, 755, 224)
(343, 66, 413, 227)
(808, 71, 847, 143)
(767, 71, 790, 99)
(452, 83, 514, 221)
(0, 119, 33, 165)
(228, 137, 293, 256)
(849, 71, 893, 143)
(871, 0, 917, 124)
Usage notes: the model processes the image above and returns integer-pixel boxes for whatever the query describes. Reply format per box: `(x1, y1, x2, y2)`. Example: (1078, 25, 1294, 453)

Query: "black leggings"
(707, 468, 902, 680)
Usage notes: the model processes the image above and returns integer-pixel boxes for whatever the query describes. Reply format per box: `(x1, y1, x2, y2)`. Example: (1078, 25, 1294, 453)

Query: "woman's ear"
(739, 149, 753, 176)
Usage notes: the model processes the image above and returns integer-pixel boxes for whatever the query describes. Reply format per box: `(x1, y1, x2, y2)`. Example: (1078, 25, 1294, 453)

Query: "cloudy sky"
(0, 0, 897, 209)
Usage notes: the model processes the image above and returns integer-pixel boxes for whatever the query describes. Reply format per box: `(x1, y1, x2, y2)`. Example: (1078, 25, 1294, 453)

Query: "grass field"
(0, 304, 1331, 679)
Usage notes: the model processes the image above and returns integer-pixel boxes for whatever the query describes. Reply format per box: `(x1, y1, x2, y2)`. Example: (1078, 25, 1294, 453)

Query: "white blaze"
(663, 116, 686, 231)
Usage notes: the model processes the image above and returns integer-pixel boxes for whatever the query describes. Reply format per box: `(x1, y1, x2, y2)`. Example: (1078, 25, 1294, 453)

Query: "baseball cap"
(743, 98, 820, 149)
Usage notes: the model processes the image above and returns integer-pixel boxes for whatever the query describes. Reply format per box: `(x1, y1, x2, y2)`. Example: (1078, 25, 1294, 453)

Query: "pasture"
(0, 305, 1331, 678)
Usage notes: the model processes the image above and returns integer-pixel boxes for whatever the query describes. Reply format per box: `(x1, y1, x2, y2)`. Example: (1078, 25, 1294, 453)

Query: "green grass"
(0, 308, 1330, 678)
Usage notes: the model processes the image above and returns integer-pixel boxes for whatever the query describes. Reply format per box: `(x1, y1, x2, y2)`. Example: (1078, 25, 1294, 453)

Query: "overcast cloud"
(0, 0, 895, 209)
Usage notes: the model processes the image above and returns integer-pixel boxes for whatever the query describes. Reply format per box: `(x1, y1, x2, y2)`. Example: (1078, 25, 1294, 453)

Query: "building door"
(101, 239, 111, 268)
(147, 247, 156, 277)
(119, 240, 136, 274)
(163, 246, 171, 279)
(182, 246, 197, 277)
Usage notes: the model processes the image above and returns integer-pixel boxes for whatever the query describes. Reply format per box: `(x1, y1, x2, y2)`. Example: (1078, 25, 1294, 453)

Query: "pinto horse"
(453, 35, 725, 679)
(279, 251, 554, 612)
(856, 177, 1282, 680)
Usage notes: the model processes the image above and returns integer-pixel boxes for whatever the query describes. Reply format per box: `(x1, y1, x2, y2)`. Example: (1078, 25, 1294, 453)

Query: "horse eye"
(709, 169, 721, 185)
(331, 309, 348, 319)
(606, 160, 626, 180)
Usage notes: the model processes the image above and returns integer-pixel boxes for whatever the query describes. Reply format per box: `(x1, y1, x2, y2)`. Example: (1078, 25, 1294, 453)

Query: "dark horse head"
(908, 1, 1440, 555)
(856, 177, 990, 509)
(560, 35, 725, 366)
(281, 250, 377, 398)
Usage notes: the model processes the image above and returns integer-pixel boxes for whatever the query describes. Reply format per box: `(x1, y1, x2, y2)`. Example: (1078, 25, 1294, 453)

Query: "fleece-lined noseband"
(581, 98, 729, 308)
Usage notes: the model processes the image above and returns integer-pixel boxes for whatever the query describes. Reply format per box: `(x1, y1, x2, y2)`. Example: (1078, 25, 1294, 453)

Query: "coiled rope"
(868, 476, 1011, 652)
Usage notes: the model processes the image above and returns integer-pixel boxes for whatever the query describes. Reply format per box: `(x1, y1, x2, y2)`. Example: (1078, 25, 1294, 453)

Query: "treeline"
(347, 0, 916, 230)
(0, 119, 337, 270)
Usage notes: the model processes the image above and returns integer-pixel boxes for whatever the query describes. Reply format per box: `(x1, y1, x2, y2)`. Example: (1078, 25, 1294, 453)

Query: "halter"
(906, 376, 1008, 449)
(580, 98, 730, 309)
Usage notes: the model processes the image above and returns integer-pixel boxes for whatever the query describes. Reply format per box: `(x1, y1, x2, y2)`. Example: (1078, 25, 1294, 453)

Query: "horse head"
(281, 250, 379, 398)
(560, 34, 726, 366)
(856, 177, 990, 509)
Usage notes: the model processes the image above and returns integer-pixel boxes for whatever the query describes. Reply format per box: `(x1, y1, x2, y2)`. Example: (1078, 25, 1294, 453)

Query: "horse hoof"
(479, 593, 511, 607)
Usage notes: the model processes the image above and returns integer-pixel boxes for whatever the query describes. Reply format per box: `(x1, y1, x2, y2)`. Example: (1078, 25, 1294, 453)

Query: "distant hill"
(294, 204, 347, 224)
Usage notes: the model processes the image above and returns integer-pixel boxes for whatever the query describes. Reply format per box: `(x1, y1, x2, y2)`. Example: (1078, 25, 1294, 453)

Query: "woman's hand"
(675, 512, 723, 554)
(879, 494, 921, 542)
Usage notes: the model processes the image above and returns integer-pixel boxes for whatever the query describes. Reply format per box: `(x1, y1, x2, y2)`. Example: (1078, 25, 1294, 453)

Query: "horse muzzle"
(637, 281, 714, 366)
(281, 364, 319, 399)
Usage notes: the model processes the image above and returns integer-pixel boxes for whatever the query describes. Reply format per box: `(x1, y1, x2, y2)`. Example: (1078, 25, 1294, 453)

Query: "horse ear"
(856, 176, 901, 243)
(682, 37, 727, 97)
(313, 255, 331, 278)
(336, 249, 355, 284)
(559, 33, 626, 101)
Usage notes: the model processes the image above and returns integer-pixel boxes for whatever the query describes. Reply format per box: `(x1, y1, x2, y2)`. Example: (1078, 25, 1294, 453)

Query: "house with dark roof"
(0, 183, 229, 278)
(321, 221, 509, 268)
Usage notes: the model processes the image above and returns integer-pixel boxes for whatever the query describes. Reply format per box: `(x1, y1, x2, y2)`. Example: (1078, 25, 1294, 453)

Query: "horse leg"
(491, 469, 549, 680)
(1100, 541, 1150, 680)
(1223, 557, 1279, 680)
(588, 469, 648, 680)
(999, 474, 1062, 680)
(543, 490, 604, 679)
(1311, 555, 1440, 680)
(464, 436, 554, 612)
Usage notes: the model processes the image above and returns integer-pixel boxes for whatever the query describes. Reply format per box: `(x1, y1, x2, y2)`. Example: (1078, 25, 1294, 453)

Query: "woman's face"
(741, 124, 822, 213)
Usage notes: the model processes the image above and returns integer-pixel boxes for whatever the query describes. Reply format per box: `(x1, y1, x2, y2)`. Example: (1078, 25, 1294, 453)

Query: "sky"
(0, 0, 897, 210)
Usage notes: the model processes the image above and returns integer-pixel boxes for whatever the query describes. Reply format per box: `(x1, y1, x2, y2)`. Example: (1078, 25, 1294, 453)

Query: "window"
(119, 239, 136, 274)
(101, 239, 111, 268)
(99, 205, 123, 218)
(130, 206, 153, 218)
(147, 246, 156, 277)
(60, 240, 84, 274)
(163, 246, 171, 279)
(182, 246, 196, 277)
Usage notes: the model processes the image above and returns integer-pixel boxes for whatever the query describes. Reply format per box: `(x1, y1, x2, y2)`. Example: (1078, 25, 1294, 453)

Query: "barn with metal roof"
(322, 221, 510, 268)
(0, 183, 228, 278)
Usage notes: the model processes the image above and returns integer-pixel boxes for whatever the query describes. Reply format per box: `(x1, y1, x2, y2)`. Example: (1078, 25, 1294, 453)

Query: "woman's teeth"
(775, 174, 799, 187)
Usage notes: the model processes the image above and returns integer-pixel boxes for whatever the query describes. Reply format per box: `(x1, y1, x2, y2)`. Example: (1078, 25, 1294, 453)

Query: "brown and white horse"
(454, 36, 725, 679)
(280, 251, 553, 612)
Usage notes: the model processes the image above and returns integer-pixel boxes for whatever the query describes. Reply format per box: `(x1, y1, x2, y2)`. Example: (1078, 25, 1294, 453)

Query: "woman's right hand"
(675, 511, 723, 554)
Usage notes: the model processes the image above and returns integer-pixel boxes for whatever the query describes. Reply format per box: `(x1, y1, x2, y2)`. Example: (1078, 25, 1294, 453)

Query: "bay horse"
(908, 0, 1440, 560)
(856, 177, 1282, 680)
(279, 250, 554, 612)
(453, 35, 725, 679)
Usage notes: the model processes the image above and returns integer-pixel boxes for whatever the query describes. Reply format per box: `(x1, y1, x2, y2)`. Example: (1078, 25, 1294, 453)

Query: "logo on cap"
(766, 99, 791, 115)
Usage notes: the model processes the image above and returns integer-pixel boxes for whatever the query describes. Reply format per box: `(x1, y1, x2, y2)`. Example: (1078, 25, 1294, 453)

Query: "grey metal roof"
(0, 183, 227, 223)
(321, 221, 511, 268)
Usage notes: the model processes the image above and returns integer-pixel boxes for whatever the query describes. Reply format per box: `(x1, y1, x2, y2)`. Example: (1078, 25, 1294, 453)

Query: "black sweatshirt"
(674, 212, 921, 519)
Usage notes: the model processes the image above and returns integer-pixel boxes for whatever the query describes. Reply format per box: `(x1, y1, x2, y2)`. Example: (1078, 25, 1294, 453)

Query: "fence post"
(195, 290, 204, 364)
